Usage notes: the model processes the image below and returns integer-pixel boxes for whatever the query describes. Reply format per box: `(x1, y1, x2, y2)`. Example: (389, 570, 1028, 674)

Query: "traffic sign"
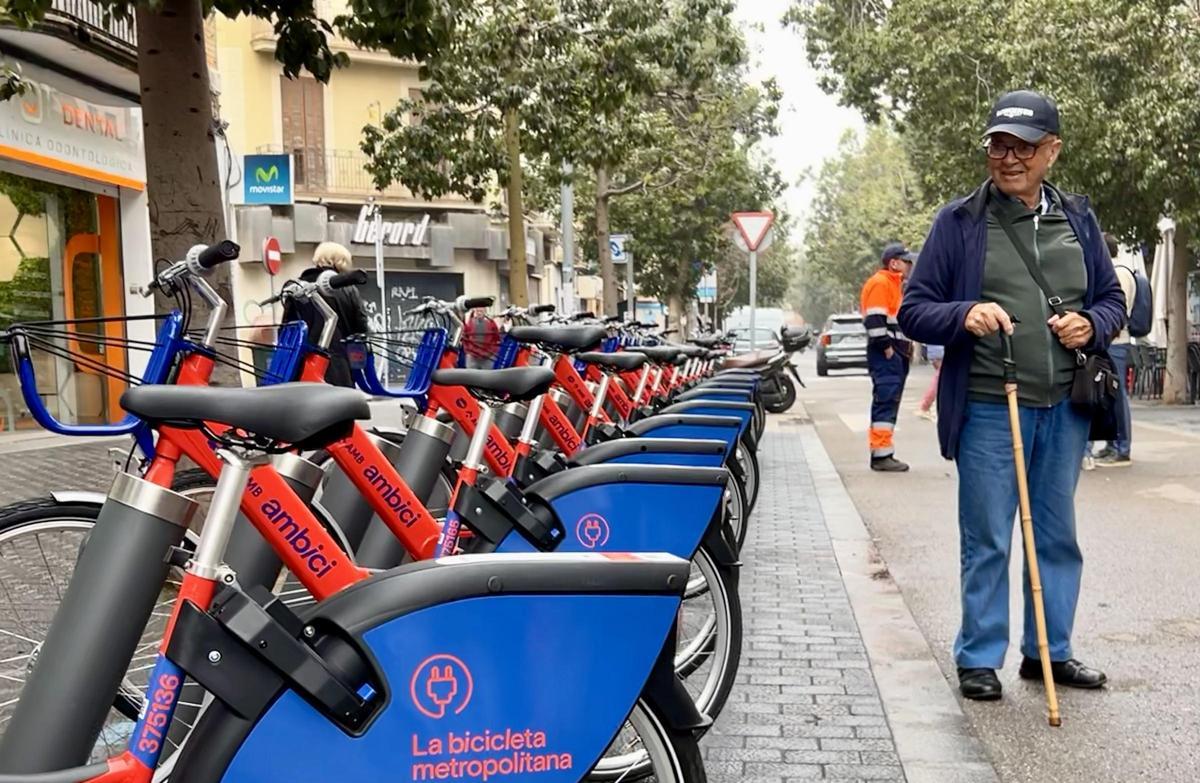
(731, 211, 775, 252)
(262, 235, 282, 276)
(610, 234, 630, 265)
(696, 271, 717, 303)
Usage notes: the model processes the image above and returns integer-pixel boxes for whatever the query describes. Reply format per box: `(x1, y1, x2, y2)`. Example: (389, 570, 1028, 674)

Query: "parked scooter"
(709, 325, 811, 414)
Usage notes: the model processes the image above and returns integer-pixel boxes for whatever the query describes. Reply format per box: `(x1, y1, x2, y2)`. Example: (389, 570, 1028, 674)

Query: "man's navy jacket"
(898, 180, 1128, 459)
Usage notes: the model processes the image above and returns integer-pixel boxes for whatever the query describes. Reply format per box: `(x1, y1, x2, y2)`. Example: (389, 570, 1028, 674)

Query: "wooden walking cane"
(999, 328, 1062, 727)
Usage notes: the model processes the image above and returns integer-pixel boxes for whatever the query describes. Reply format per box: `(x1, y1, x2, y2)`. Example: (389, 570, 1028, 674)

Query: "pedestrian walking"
(1091, 233, 1136, 467)
(898, 90, 1126, 701)
(917, 344, 944, 421)
(282, 241, 370, 388)
(861, 242, 917, 471)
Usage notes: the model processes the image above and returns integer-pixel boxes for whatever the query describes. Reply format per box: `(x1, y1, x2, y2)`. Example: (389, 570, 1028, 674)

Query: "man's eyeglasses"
(984, 137, 1050, 161)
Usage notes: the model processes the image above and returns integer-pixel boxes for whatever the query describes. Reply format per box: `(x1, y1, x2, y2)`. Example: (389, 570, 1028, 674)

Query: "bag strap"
(992, 204, 1087, 365)
(992, 206, 1067, 319)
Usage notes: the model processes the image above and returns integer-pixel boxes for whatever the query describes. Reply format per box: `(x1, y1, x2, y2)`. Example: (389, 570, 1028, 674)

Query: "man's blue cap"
(881, 242, 916, 265)
(984, 90, 1060, 143)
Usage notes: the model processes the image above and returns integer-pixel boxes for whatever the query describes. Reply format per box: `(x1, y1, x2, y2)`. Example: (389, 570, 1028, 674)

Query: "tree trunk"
(595, 165, 618, 316)
(1163, 224, 1191, 404)
(136, 0, 230, 333)
(503, 107, 529, 307)
(667, 290, 683, 335)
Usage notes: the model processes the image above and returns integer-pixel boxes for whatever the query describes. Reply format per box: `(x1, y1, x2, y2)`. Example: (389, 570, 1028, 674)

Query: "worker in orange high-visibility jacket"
(861, 242, 916, 472)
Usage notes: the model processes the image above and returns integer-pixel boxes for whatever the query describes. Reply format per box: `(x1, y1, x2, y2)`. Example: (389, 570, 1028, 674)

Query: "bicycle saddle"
(628, 345, 682, 364)
(431, 366, 555, 402)
(575, 351, 646, 372)
(120, 383, 370, 449)
(508, 325, 606, 353)
(690, 335, 723, 348)
(675, 344, 709, 359)
(723, 350, 772, 369)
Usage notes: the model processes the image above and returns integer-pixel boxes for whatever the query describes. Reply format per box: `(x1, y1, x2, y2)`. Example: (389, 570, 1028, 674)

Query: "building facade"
(211, 6, 559, 355)
(0, 2, 154, 428)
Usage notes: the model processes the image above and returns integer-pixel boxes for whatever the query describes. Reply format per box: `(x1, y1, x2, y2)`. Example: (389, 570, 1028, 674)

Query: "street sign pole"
(627, 252, 635, 321)
(560, 162, 575, 315)
(372, 198, 388, 382)
(748, 250, 757, 350)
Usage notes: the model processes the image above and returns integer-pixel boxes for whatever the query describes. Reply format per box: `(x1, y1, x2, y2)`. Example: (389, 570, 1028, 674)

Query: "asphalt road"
(794, 349, 1200, 782)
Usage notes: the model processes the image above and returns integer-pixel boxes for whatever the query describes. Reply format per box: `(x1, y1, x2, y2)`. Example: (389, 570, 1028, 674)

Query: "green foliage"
(788, 0, 1200, 247)
(799, 125, 932, 319)
(2, 0, 459, 82)
(717, 235, 798, 314)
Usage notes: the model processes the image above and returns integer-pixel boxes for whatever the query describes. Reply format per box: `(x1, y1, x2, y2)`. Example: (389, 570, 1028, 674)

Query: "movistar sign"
(244, 154, 292, 205)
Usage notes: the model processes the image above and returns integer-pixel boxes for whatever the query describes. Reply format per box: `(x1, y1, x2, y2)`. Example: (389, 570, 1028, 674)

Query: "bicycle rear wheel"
(0, 496, 203, 770)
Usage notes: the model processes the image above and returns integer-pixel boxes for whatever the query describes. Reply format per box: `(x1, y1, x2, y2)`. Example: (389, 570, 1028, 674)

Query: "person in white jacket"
(1088, 233, 1137, 467)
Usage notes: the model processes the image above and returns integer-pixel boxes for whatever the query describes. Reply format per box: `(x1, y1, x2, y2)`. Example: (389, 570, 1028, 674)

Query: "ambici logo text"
(411, 654, 473, 719)
(574, 513, 610, 549)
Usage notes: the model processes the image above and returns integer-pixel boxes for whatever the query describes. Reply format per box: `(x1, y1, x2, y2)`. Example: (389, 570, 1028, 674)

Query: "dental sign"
(243, 154, 293, 205)
(0, 58, 146, 189)
(353, 205, 432, 247)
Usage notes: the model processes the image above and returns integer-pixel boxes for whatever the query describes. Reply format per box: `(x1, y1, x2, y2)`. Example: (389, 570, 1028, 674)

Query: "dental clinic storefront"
(0, 56, 152, 428)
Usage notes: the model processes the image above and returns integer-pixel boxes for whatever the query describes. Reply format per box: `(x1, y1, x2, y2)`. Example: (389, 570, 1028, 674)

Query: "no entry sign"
(262, 235, 282, 276)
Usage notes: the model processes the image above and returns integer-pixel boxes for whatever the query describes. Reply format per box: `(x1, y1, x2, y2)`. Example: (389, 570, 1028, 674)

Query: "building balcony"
(0, 0, 138, 100)
(257, 145, 417, 203)
(46, 0, 138, 55)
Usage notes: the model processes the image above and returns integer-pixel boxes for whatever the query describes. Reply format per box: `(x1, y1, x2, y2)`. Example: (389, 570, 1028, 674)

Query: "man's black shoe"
(1018, 656, 1107, 689)
(870, 456, 910, 472)
(957, 667, 1002, 701)
(1092, 446, 1116, 460)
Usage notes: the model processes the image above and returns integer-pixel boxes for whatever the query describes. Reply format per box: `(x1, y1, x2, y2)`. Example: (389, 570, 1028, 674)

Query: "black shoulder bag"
(993, 209, 1119, 435)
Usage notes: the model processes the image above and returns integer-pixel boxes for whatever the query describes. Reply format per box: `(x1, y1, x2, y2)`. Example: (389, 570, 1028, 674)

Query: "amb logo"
(411, 654, 473, 719)
(574, 513, 610, 549)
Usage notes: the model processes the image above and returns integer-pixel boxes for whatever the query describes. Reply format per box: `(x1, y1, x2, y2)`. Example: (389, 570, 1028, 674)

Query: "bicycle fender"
(637, 625, 711, 733)
(49, 490, 106, 507)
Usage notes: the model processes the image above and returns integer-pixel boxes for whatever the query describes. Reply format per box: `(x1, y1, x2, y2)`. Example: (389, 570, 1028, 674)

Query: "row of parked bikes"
(0, 241, 803, 783)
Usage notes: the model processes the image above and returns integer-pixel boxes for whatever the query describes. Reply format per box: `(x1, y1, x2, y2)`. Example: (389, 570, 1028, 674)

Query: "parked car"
(728, 327, 780, 354)
(816, 313, 868, 376)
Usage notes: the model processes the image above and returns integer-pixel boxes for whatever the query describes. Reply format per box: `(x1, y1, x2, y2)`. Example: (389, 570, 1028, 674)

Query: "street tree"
(4, 0, 458, 318)
(788, 0, 1200, 401)
(801, 125, 932, 313)
(361, 0, 646, 308)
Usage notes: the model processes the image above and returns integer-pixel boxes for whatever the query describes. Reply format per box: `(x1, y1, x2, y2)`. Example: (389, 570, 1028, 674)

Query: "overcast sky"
(735, 0, 863, 243)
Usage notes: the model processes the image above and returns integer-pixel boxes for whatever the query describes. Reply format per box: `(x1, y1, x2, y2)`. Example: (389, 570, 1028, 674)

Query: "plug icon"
(425, 665, 458, 717)
(582, 518, 603, 547)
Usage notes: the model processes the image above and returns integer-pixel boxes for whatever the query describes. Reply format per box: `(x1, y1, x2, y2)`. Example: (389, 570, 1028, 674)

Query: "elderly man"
(899, 90, 1126, 701)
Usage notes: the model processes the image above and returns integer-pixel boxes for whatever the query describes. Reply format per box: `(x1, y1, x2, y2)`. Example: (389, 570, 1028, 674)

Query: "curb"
(794, 406, 1000, 783)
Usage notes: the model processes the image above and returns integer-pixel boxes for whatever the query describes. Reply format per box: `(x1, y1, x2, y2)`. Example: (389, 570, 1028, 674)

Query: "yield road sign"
(731, 211, 775, 252)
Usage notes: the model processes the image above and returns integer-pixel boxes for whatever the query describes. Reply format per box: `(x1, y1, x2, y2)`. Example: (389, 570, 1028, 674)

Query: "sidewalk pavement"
(701, 415, 997, 782)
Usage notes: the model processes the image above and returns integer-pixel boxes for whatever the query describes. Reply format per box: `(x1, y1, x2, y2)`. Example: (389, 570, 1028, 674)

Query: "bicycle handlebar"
(531, 304, 556, 315)
(194, 240, 240, 269)
(460, 295, 495, 311)
(325, 269, 368, 291)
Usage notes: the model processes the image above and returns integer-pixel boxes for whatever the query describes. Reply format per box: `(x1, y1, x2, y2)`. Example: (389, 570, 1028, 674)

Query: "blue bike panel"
(633, 422, 739, 457)
(687, 391, 753, 404)
(672, 405, 751, 438)
(607, 451, 725, 468)
(220, 593, 678, 783)
(499, 482, 721, 558)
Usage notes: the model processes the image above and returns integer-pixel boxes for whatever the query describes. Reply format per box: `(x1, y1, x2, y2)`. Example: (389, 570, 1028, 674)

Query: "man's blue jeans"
(1108, 343, 1132, 457)
(954, 398, 1090, 668)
